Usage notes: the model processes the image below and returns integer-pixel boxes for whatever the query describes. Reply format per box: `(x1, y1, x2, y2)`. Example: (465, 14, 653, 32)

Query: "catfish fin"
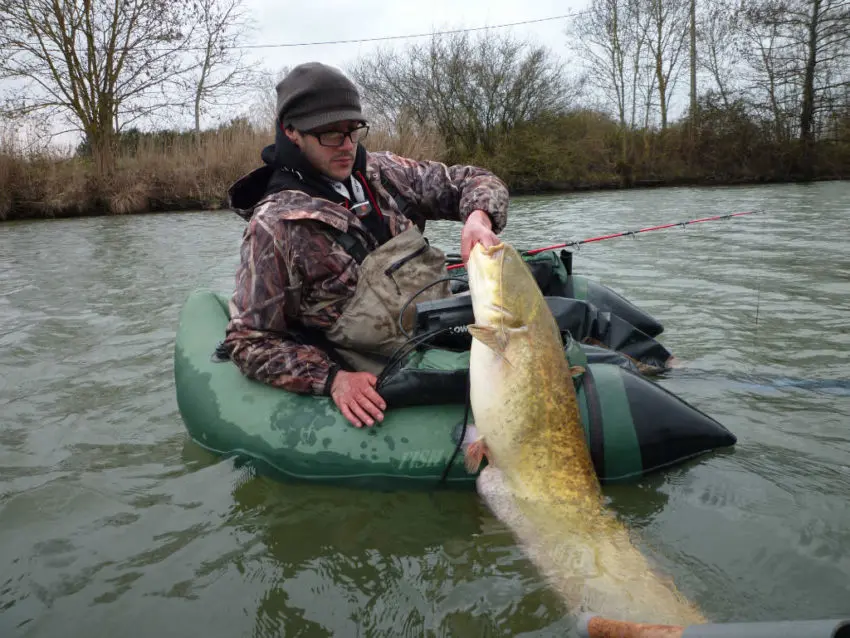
(464, 437, 492, 473)
(583, 616, 685, 638)
(468, 325, 507, 354)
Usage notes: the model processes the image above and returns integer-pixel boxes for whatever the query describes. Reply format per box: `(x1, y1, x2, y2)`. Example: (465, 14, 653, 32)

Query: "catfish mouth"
(478, 242, 505, 258)
(468, 242, 523, 329)
(467, 242, 505, 292)
(468, 242, 505, 270)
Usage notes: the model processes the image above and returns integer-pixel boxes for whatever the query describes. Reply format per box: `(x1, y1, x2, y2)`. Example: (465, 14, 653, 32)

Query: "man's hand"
(330, 370, 386, 428)
(461, 209, 500, 264)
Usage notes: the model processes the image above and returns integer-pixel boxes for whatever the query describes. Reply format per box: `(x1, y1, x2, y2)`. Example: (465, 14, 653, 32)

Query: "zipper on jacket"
(384, 242, 429, 295)
(385, 242, 429, 277)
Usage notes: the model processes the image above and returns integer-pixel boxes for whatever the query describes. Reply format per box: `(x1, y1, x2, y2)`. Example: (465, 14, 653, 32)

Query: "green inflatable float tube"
(174, 287, 736, 490)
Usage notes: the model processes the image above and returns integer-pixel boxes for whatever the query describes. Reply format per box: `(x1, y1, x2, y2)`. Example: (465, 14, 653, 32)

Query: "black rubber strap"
(380, 174, 426, 233)
(580, 367, 606, 476)
(326, 227, 368, 265)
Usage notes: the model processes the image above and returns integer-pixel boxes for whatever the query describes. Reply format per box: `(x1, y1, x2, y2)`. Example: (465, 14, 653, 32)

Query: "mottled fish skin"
(465, 242, 705, 629)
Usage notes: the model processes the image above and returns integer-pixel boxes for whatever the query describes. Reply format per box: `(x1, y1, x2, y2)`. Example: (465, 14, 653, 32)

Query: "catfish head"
(465, 242, 550, 339)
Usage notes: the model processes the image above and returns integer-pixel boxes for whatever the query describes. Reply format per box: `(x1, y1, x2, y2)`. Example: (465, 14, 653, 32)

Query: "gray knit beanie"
(275, 62, 366, 131)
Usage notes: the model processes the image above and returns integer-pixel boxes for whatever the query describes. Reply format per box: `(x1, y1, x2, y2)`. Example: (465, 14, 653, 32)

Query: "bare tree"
(737, 1, 800, 142)
(698, 0, 740, 108)
(689, 0, 698, 128)
(0, 0, 201, 175)
(247, 66, 290, 134)
(350, 31, 576, 156)
(641, 0, 691, 130)
(568, 0, 651, 164)
(0, 110, 57, 157)
(187, 0, 255, 135)
(735, 0, 850, 157)
(786, 0, 850, 170)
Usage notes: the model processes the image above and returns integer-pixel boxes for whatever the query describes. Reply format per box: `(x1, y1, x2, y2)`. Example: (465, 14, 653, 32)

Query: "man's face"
(285, 120, 367, 182)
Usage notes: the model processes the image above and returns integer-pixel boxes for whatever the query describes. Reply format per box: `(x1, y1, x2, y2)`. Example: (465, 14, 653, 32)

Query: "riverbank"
(4, 170, 846, 222)
(3, 114, 848, 221)
(507, 174, 850, 196)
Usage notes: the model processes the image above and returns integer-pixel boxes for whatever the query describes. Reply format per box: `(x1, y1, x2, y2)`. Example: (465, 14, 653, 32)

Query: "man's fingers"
(479, 230, 499, 247)
(354, 390, 382, 422)
(349, 400, 375, 427)
(461, 237, 472, 263)
(461, 224, 500, 264)
(340, 404, 363, 428)
(331, 372, 386, 427)
(355, 393, 384, 423)
(363, 386, 386, 412)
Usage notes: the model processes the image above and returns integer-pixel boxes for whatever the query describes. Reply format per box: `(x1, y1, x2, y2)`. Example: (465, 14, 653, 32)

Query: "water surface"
(2, 181, 849, 636)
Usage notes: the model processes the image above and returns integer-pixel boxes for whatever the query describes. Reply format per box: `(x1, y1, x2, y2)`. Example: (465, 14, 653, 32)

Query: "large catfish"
(464, 242, 706, 637)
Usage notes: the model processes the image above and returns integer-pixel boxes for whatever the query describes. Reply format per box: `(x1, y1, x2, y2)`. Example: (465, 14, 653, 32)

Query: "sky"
(3, 2, 606, 149)
(205, 0, 600, 134)
(238, 0, 590, 78)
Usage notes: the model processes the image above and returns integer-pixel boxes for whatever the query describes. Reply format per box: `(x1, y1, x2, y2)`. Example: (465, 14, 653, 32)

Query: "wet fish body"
(464, 242, 705, 630)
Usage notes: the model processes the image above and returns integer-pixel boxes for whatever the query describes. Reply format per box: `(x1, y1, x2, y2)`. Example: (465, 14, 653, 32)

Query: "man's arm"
(224, 215, 339, 396)
(372, 152, 509, 233)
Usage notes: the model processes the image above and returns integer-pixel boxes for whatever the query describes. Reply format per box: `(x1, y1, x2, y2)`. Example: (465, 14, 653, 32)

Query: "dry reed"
(1, 110, 847, 221)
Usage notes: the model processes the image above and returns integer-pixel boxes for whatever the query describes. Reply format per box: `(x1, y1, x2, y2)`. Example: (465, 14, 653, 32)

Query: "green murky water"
(2, 181, 849, 636)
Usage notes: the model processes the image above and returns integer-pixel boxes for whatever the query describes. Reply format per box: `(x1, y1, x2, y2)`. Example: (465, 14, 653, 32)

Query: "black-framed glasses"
(305, 124, 369, 147)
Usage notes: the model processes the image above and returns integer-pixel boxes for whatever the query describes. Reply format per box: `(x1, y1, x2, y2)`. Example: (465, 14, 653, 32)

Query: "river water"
(1, 181, 849, 636)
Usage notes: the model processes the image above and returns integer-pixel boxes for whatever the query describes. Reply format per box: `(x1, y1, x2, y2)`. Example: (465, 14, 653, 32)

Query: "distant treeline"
(465, 102, 850, 193)
(3, 104, 847, 222)
(350, 0, 850, 190)
(1, 0, 848, 220)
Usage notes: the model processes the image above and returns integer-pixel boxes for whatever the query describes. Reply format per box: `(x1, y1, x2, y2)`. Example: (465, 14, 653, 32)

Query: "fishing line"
(438, 377, 472, 487)
(382, 274, 475, 486)
(376, 325, 454, 387)
(445, 209, 764, 270)
(750, 210, 767, 374)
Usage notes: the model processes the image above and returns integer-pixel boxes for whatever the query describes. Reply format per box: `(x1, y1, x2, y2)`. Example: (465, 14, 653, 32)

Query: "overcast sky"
(6, 3, 612, 148)
(238, 1, 590, 78)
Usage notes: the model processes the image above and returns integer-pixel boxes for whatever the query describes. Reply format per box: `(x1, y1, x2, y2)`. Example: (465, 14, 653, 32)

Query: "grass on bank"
(2, 107, 849, 221)
(0, 121, 447, 221)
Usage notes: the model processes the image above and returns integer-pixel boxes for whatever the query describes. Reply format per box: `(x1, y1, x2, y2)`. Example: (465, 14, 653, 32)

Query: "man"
(223, 62, 509, 428)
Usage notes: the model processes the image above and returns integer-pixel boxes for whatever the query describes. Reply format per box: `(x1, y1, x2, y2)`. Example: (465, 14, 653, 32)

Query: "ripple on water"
(2, 186, 850, 634)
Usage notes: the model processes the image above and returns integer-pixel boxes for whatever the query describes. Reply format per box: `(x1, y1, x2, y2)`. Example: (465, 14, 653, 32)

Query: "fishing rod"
(446, 209, 762, 270)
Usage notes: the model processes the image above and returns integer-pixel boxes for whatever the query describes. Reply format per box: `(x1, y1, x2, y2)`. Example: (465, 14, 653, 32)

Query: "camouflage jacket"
(223, 142, 509, 396)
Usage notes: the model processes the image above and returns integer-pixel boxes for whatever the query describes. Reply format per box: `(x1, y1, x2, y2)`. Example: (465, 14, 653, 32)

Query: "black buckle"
(211, 341, 231, 363)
